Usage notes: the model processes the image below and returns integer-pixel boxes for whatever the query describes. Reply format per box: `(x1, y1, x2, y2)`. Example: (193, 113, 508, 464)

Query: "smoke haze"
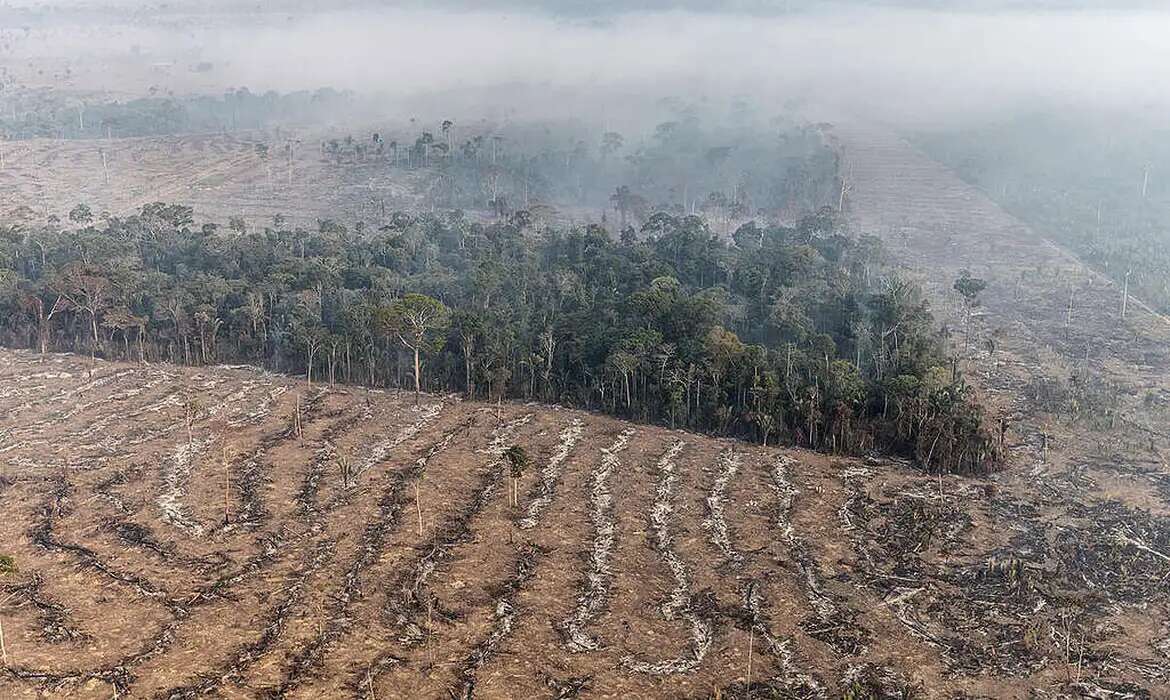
(3, 3, 1168, 129)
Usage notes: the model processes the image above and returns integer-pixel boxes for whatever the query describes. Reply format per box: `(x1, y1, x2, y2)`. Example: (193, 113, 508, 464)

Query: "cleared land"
(834, 124, 1170, 697)
(2, 337, 1168, 699)
(0, 133, 423, 229)
(0, 350, 928, 698)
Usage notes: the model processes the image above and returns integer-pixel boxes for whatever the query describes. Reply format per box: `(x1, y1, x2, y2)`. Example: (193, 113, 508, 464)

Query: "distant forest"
(0, 89, 840, 222)
(320, 113, 841, 223)
(0, 203, 997, 474)
(0, 87, 356, 139)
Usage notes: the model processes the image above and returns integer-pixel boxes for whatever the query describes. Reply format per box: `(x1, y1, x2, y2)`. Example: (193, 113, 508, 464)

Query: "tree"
(51, 262, 113, 362)
(384, 294, 450, 403)
(703, 325, 744, 408)
(600, 131, 623, 161)
(537, 327, 556, 400)
(452, 310, 484, 398)
(441, 119, 454, 151)
(953, 269, 987, 352)
(68, 203, 93, 226)
(297, 320, 325, 386)
(953, 269, 987, 308)
(610, 186, 647, 231)
(13, 281, 67, 354)
(101, 306, 146, 361)
(504, 444, 530, 507)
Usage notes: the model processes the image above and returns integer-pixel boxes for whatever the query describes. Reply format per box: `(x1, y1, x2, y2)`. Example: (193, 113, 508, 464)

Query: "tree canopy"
(0, 202, 997, 474)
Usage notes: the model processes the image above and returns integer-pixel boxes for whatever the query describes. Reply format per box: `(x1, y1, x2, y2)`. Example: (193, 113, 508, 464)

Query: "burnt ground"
(829, 124, 1170, 698)
(0, 133, 426, 230)
(4, 345, 1138, 700)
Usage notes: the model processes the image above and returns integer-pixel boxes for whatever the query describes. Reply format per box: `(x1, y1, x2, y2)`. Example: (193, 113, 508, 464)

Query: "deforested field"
(0, 350, 873, 699)
(0, 134, 423, 229)
(2, 348, 1168, 699)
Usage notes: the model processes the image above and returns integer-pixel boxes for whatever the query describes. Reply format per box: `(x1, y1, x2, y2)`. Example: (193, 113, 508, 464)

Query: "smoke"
(6, 4, 1170, 129)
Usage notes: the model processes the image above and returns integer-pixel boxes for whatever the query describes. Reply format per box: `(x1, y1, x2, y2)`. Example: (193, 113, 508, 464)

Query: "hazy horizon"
(2, 2, 1167, 132)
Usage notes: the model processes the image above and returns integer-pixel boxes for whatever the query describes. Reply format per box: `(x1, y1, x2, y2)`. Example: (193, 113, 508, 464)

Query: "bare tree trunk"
(746, 627, 754, 691)
(223, 446, 231, 525)
(1121, 269, 1132, 319)
(465, 352, 474, 398)
(294, 393, 303, 443)
(90, 313, 100, 357)
(413, 347, 421, 404)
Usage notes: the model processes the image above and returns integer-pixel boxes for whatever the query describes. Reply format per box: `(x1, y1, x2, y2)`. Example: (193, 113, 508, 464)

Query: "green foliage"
(953, 269, 987, 306)
(383, 293, 450, 353)
(504, 445, 531, 478)
(0, 202, 996, 473)
(0, 553, 16, 575)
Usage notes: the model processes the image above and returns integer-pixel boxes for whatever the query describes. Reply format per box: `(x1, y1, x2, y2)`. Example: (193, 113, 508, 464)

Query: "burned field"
(0, 133, 423, 230)
(832, 124, 1170, 698)
(5, 1, 1170, 696)
(0, 350, 1167, 699)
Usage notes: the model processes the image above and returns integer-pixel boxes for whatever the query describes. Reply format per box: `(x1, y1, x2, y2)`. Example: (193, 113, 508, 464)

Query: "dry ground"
(0, 133, 424, 230)
(1, 344, 1167, 698)
(0, 348, 1107, 699)
(831, 124, 1170, 697)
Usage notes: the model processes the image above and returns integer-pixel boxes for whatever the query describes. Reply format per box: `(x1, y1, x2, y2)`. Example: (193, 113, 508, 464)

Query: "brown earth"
(0, 344, 1120, 700)
(830, 124, 1170, 698)
(0, 350, 918, 699)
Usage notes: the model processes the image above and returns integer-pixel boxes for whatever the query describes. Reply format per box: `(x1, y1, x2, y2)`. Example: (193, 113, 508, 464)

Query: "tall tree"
(51, 262, 113, 362)
(384, 294, 450, 403)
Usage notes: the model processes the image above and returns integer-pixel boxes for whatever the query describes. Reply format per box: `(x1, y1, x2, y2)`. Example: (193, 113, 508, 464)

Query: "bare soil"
(0, 133, 424, 229)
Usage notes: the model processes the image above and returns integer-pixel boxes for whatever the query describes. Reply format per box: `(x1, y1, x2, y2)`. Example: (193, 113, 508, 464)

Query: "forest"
(341, 112, 840, 220)
(0, 87, 357, 140)
(7, 4, 1170, 698)
(0, 201, 996, 474)
(0, 85, 840, 226)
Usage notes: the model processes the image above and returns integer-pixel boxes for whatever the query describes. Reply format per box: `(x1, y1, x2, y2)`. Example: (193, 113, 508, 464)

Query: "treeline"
(0, 203, 998, 474)
(0, 87, 355, 139)
(0, 87, 838, 225)
(320, 114, 839, 227)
